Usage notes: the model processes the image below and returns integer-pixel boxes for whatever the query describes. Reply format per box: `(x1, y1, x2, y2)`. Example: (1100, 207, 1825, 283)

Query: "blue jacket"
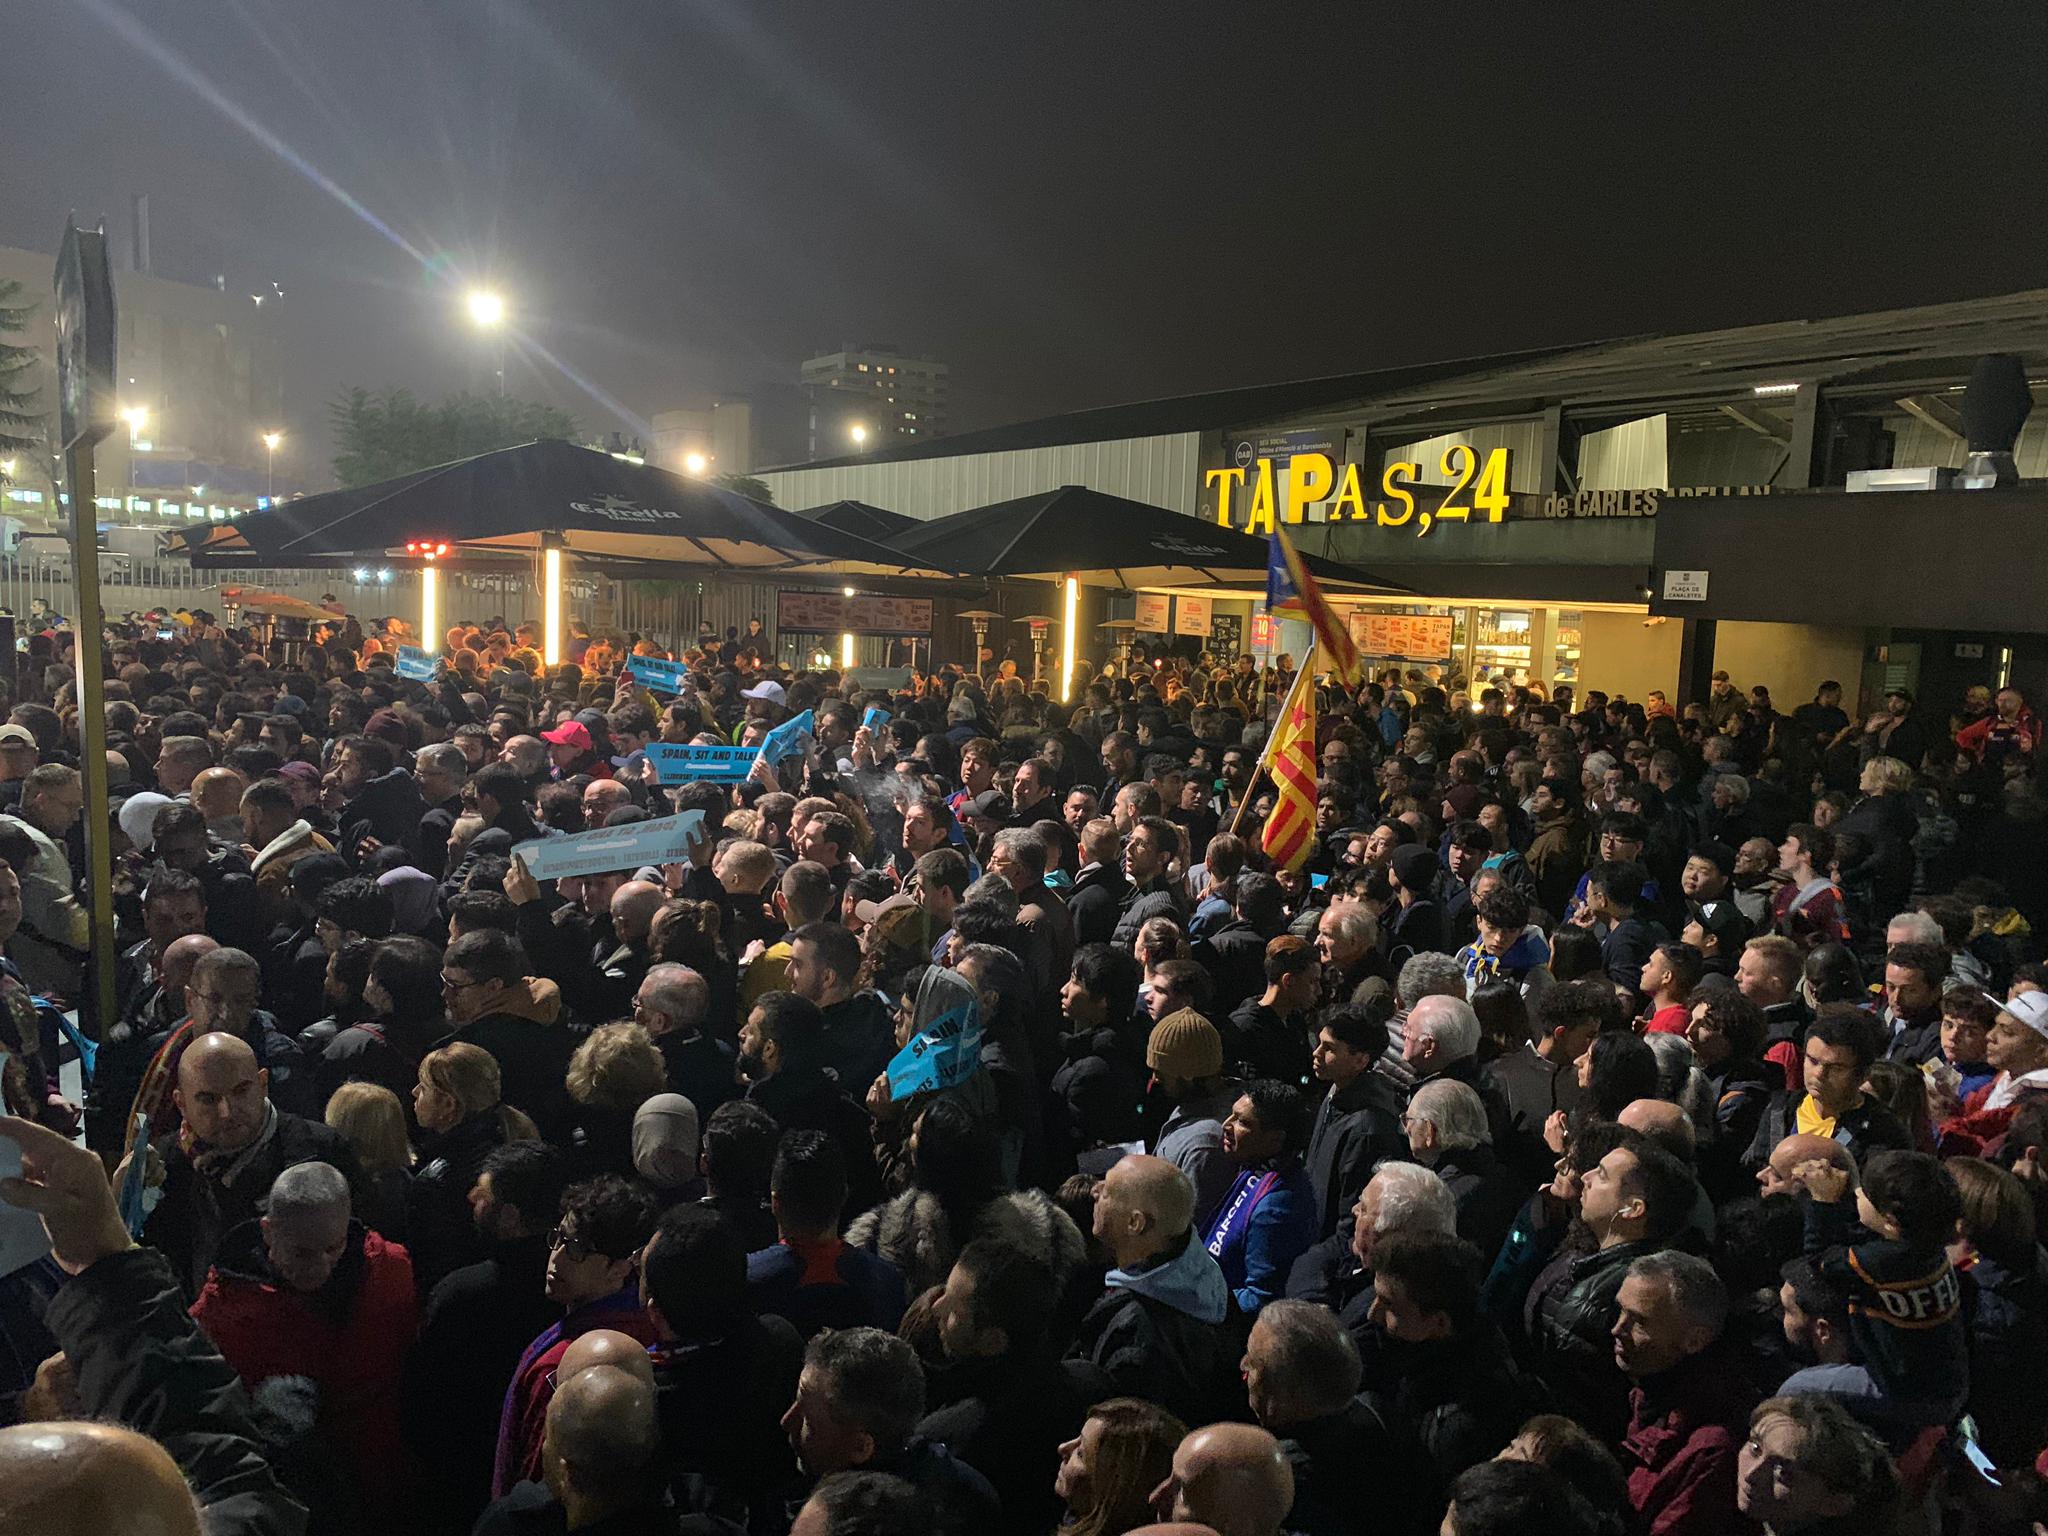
(1203, 1160, 1319, 1315)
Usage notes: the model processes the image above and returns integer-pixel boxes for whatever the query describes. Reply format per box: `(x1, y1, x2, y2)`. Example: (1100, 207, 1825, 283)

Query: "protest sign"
(646, 742, 757, 784)
(862, 705, 891, 730)
(512, 810, 706, 881)
(626, 655, 692, 694)
(395, 645, 436, 681)
(758, 708, 815, 766)
(884, 999, 984, 1099)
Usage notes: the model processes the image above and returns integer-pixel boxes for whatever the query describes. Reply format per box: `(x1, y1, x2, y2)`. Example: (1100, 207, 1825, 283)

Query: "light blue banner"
(758, 708, 815, 766)
(512, 809, 706, 881)
(647, 742, 756, 784)
(627, 654, 692, 694)
(396, 645, 436, 681)
(885, 998, 984, 1099)
(862, 705, 891, 730)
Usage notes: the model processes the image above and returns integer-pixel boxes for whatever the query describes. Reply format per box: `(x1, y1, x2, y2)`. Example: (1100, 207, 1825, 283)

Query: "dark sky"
(7, 2, 2046, 484)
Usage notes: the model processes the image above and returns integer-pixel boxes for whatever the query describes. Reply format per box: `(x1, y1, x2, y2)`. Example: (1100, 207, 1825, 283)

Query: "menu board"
(1174, 595, 1212, 637)
(1209, 614, 1242, 662)
(1133, 593, 1171, 633)
(1350, 612, 1453, 659)
(777, 590, 934, 635)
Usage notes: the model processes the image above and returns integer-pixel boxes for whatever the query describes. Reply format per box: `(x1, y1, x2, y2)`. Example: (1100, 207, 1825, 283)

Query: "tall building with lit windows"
(799, 345, 949, 457)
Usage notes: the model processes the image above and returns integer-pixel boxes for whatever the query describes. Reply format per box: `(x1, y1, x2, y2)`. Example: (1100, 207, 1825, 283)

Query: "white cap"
(741, 680, 786, 705)
(1988, 989, 2048, 1042)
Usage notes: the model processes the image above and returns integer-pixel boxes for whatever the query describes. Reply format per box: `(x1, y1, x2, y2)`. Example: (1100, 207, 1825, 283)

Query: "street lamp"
(120, 406, 148, 445)
(848, 423, 869, 447)
(682, 451, 708, 476)
(465, 290, 508, 397)
(261, 431, 283, 499)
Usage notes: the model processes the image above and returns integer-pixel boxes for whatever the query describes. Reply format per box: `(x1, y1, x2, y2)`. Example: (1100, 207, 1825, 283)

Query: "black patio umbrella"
(884, 484, 1405, 592)
(184, 439, 936, 576)
(799, 499, 922, 542)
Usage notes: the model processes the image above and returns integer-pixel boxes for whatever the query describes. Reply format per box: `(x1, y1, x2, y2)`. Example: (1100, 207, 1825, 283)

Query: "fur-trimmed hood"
(845, 1185, 1086, 1296)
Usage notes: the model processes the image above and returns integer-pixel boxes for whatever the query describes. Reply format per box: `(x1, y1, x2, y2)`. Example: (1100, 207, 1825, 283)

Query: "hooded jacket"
(191, 1220, 418, 1518)
(249, 819, 335, 929)
(1069, 1229, 1238, 1428)
(1455, 929, 1555, 1001)
(441, 976, 575, 1139)
(845, 1185, 1086, 1298)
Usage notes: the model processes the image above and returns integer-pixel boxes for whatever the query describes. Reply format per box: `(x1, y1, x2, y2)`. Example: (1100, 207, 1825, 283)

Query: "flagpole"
(1227, 654, 1316, 840)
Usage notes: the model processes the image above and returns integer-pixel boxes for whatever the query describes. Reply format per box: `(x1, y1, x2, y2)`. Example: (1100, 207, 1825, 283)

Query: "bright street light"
(466, 290, 506, 328)
(683, 451, 708, 476)
(848, 423, 869, 446)
(262, 430, 283, 498)
(0, 460, 14, 479)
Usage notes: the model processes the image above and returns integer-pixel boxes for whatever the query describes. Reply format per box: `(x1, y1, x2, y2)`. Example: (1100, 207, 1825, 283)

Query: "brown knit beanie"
(1146, 1008, 1224, 1080)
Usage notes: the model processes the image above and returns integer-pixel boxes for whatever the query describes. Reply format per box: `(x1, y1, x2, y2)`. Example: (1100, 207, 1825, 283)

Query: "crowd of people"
(3, 604, 2048, 1536)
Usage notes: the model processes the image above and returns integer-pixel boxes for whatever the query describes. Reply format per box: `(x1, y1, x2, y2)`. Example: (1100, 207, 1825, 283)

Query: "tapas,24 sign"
(1207, 447, 1512, 537)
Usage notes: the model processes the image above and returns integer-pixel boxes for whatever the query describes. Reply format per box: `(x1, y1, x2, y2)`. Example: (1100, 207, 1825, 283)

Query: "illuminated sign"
(1207, 447, 1513, 536)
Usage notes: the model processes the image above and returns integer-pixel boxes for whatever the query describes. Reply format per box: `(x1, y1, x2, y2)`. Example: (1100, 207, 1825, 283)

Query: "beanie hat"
(1391, 844, 1439, 895)
(1147, 1008, 1224, 1080)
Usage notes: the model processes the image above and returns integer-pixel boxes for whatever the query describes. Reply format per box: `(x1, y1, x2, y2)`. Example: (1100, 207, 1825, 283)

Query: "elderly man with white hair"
(1379, 951, 1469, 1091)
(1283, 1159, 1457, 1331)
(1400, 993, 1512, 1155)
(1403, 1079, 1523, 1265)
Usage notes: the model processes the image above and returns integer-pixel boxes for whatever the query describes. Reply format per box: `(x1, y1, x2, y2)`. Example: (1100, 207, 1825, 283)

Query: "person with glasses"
(437, 929, 575, 1141)
(492, 1173, 662, 1498)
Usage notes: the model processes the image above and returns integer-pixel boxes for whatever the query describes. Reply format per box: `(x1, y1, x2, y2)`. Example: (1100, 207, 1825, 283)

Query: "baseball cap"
(277, 760, 322, 785)
(1987, 990, 2048, 1041)
(854, 892, 916, 925)
(542, 721, 594, 752)
(0, 724, 34, 747)
(1885, 686, 1915, 704)
(966, 790, 1012, 822)
(741, 680, 787, 706)
(1690, 899, 1752, 953)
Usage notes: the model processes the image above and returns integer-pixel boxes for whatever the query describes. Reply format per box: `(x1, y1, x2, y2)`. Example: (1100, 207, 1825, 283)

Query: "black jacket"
(1067, 863, 1130, 949)
(1068, 1237, 1242, 1429)
(817, 992, 896, 1098)
(747, 1065, 881, 1216)
(405, 1112, 509, 1292)
(146, 1110, 358, 1300)
(1741, 1089, 1911, 1172)
(650, 1314, 806, 1527)
(1047, 1022, 1150, 1170)
(407, 793, 466, 882)
(440, 1009, 577, 1140)
(1360, 1322, 1545, 1484)
(1111, 878, 1187, 950)
(1433, 1142, 1525, 1271)
(655, 1030, 739, 1120)
(337, 768, 429, 866)
(48, 1247, 306, 1536)
(1524, 1236, 1666, 1439)
(916, 1351, 1104, 1536)
(1280, 1397, 1438, 1536)
(1224, 998, 1316, 1089)
(1194, 916, 1276, 1016)
(1302, 1072, 1405, 1240)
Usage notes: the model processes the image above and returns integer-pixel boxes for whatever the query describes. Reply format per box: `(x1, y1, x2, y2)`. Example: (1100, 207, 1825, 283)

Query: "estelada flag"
(1259, 669, 1319, 872)
(1266, 524, 1360, 684)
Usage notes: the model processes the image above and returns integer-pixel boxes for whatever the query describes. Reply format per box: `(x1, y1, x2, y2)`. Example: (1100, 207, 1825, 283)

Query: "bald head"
(610, 881, 667, 947)
(190, 767, 247, 821)
(1161, 1424, 1294, 1536)
(1618, 1098, 1696, 1162)
(174, 1032, 268, 1152)
(178, 1030, 258, 1090)
(1761, 1132, 1855, 1197)
(160, 933, 219, 994)
(544, 1363, 660, 1492)
(0, 1421, 201, 1536)
(556, 1328, 655, 1391)
(1120, 1154, 1194, 1234)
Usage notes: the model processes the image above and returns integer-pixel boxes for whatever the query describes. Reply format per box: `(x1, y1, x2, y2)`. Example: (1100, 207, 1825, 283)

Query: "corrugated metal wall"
(758, 432, 1203, 521)
(1577, 416, 1670, 490)
(1382, 422, 1547, 491)
(1888, 413, 2048, 476)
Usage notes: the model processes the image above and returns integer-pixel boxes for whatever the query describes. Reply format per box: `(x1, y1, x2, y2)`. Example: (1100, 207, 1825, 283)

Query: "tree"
(328, 387, 579, 488)
(0, 279, 43, 472)
(712, 472, 774, 505)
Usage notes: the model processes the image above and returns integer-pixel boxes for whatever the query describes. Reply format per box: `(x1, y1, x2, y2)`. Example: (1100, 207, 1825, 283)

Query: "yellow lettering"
(1436, 445, 1476, 526)
(1378, 462, 1419, 527)
(1331, 460, 1369, 521)
(1284, 452, 1335, 524)
(1246, 458, 1277, 536)
(1204, 466, 1247, 528)
(1473, 448, 1511, 522)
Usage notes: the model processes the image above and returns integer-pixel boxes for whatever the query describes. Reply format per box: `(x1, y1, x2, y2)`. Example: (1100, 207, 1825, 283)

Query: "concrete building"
(799, 344, 948, 456)
(650, 396, 756, 477)
(0, 236, 285, 530)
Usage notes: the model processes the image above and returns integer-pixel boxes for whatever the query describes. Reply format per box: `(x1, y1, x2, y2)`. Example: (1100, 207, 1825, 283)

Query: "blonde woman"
(326, 1080, 413, 1245)
(407, 1042, 536, 1288)
(564, 1023, 669, 1179)
(1840, 753, 1918, 916)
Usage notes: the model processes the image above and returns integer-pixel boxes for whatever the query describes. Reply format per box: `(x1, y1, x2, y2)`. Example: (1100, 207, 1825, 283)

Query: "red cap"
(543, 721, 593, 752)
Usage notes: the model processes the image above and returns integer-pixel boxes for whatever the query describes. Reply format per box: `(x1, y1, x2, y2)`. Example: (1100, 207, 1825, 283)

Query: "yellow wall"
(1712, 621, 1864, 709)
(1579, 611, 1683, 699)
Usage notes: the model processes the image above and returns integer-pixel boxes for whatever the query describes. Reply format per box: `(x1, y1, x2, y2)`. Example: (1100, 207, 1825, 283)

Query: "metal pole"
(64, 443, 116, 1033)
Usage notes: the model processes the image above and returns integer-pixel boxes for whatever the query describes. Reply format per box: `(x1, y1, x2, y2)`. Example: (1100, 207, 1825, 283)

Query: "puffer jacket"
(844, 1186, 1086, 1298)
(1068, 1230, 1240, 1429)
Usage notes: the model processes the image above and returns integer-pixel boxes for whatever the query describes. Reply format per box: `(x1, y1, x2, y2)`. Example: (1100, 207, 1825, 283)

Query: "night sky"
(7, 2, 2046, 483)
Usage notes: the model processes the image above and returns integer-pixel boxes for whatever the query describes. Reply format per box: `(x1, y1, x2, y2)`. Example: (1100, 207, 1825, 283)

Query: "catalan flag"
(1259, 668, 1319, 872)
(1266, 524, 1361, 684)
